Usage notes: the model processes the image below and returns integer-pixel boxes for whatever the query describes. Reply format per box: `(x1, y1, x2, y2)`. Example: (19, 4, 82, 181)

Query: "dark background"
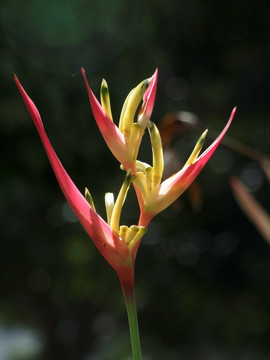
(1, 0, 270, 359)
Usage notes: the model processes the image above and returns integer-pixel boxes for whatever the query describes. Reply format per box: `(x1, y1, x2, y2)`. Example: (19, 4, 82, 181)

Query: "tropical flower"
(134, 109, 236, 227)
(14, 74, 147, 291)
(81, 68, 158, 174)
(15, 70, 235, 360)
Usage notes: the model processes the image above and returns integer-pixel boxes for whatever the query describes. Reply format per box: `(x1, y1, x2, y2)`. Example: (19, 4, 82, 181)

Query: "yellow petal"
(105, 192, 114, 225)
(119, 78, 151, 133)
(147, 121, 164, 185)
(110, 170, 132, 233)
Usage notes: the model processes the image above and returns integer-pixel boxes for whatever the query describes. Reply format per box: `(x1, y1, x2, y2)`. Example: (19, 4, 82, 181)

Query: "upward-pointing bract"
(82, 68, 158, 174)
(133, 108, 236, 227)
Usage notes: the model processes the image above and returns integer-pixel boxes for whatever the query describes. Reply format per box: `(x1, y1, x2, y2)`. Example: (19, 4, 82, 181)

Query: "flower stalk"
(121, 280, 142, 360)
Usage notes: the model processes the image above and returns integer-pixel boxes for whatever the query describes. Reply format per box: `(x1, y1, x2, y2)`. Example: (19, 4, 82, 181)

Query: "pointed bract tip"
(184, 129, 208, 167)
(101, 78, 108, 88)
(200, 129, 208, 142)
(100, 79, 113, 120)
(196, 129, 208, 150)
(142, 78, 151, 92)
(81, 67, 85, 75)
(85, 187, 96, 211)
(227, 107, 237, 125)
(150, 68, 158, 84)
(101, 79, 109, 96)
(13, 73, 21, 86)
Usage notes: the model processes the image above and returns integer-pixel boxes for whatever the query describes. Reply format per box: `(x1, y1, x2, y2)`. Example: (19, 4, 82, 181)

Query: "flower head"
(14, 70, 235, 289)
(81, 68, 158, 174)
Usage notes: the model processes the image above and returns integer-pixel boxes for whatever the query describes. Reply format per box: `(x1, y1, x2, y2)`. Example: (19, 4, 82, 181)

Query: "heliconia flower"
(81, 68, 158, 174)
(14, 74, 147, 292)
(133, 108, 236, 227)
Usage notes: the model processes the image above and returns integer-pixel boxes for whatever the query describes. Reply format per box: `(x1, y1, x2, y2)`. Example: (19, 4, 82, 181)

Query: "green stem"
(121, 280, 142, 360)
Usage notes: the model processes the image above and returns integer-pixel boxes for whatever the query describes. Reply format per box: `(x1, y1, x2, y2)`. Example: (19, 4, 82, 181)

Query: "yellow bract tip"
(184, 129, 208, 167)
(85, 187, 96, 211)
(100, 79, 113, 121)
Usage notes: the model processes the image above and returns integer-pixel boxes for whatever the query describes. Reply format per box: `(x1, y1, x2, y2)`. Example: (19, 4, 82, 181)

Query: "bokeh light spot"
(240, 164, 264, 192)
(61, 202, 78, 223)
(176, 242, 199, 266)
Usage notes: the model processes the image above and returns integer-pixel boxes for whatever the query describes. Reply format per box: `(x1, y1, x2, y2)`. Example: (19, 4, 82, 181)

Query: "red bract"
(137, 108, 236, 227)
(14, 74, 135, 290)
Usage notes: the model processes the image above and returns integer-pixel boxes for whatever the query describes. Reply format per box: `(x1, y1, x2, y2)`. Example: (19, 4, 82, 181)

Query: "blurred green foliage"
(1, 0, 270, 359)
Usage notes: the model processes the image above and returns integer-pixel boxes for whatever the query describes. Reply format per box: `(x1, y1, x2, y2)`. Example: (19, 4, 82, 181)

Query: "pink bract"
(14, 74, 135, 289)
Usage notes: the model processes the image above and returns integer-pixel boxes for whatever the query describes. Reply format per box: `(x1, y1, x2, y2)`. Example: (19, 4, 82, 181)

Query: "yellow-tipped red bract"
(14, 74, 147, 290)
(135, 108, 236, 227)
(81, 68, 158, 174)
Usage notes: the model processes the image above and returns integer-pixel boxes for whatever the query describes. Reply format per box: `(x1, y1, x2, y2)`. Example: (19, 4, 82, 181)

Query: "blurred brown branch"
(231, 176, 270, 244)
